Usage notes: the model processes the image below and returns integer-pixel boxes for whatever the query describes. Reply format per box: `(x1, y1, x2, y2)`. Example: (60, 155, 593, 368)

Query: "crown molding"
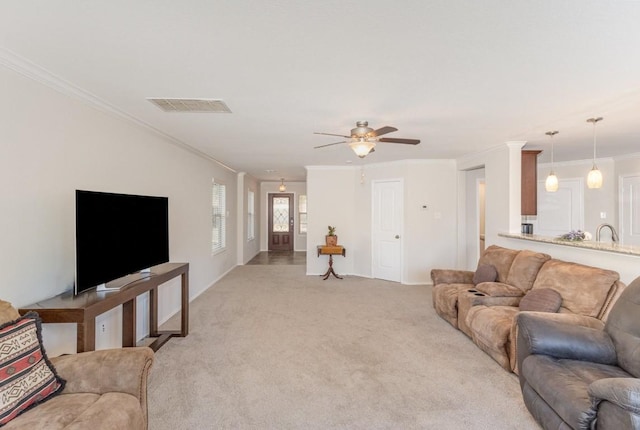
(0, 47, 236, 172)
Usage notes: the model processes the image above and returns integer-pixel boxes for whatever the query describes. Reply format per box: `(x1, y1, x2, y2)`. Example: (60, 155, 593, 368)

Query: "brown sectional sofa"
(432, 245, 626, 373)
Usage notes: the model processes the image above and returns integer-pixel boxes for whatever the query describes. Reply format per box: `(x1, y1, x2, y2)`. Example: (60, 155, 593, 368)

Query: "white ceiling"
(2, 1, 640, 181)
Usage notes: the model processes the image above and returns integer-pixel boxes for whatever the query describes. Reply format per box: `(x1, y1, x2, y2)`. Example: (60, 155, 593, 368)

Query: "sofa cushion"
(1, 392, 145, 430)
(467, 305, 519, 370)
(521, 355, 631, 429)
(475, 282, 525, 297)
(505, 250, 551, 292)
(532, 260, 619, 318)
(473, 264, 498, 285)
(432, 283, 473, 329)
(477, 245, 519, 283)
(0, 300, 20, 326)
(603, 276, 640, 378)
(519, 288, 562, 313)
(0, 313, 65, 426)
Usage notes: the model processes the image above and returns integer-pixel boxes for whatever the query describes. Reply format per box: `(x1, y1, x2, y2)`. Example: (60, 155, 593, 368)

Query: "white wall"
(615, 153, 640, 178)
(259, 181, 307, 252)
(306, 160, 458, 284)
(305, 167, 356, 277)
(1, 65, 237, 356)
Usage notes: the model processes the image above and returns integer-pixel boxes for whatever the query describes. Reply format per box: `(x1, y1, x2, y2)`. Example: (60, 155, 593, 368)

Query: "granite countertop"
(499, 233, 640, 257)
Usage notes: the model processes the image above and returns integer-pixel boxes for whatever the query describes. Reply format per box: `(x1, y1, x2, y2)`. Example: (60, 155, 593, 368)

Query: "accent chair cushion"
(519, 288, 562, 313)
(473, 264, 498, 285)
(0, 312, 65, 426)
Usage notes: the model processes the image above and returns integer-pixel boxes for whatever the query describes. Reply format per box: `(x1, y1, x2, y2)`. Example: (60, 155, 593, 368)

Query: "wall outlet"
(101, 323, 106, 333)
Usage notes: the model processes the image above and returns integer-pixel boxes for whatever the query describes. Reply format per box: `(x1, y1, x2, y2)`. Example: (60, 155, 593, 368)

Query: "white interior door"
(534, 178, 584, 236)
(372, 180, 403, 282)
(620, 175, 640, 246)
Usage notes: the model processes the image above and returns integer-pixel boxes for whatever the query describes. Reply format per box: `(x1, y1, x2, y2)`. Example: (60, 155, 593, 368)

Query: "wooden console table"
(317, 245, 346, 280)
(19, 262, 189, 353)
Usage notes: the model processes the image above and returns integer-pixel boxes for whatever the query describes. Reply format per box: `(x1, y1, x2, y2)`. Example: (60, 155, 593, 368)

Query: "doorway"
(372, 179, 403, 282)
(465, 168, 485, 269)
(268, 193, 294, 251)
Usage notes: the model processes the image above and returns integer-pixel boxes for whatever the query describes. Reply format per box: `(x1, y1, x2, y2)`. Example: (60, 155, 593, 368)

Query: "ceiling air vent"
(147, 98, 232, 113)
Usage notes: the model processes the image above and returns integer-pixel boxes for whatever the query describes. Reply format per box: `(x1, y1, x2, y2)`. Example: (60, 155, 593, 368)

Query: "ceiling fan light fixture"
(279, 178, 286, 192)
(349, 138, 376, 158)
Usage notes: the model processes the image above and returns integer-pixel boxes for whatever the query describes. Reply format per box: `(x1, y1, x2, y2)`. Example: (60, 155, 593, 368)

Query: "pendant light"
(279, 178, 286, 192)
(586, 117, 603, 189)
(545, 130, 559, 192)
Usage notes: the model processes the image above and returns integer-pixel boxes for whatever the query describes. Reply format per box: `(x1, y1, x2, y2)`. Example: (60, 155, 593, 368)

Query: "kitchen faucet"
(595, 223, 619, 242)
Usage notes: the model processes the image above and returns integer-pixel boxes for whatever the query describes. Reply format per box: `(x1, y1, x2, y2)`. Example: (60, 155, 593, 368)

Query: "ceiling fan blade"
(378, 137, 421, 145)
(314, 141, 346, 149)
(369, 126, 398, 137)
(314, 132, 351, 138)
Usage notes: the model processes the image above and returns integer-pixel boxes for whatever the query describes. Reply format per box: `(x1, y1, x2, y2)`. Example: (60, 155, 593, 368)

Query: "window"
(299, 194, 307, 234)
(212, 181, 226, 253)
(247, 190, 255, 241)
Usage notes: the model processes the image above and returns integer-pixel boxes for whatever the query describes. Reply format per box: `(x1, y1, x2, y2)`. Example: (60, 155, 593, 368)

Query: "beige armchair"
(0, 300, 153, 430)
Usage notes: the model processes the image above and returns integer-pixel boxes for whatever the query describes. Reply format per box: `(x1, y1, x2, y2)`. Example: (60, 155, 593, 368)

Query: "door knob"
(395, 235, 400, 239)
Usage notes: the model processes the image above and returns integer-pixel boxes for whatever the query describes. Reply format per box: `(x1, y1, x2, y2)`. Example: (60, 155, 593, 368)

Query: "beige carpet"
(148, 265, 540, 429)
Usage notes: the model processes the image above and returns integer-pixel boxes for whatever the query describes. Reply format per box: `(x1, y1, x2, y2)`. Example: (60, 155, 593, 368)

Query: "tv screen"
(75, 190, 169, 295)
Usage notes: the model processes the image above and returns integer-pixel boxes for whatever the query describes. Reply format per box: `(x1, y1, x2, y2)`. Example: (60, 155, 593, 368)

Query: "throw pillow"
(519, 288, 563, 313)
(473, 264, 498, 285)
(0, 312, 65, 426)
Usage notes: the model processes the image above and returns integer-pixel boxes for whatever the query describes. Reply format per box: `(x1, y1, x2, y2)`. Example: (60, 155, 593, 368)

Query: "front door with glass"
(268, 193, 294, 251)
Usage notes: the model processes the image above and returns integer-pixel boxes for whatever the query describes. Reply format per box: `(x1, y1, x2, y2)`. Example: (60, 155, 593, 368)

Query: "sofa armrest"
(430, 269, 474, 286)
(516, 313, 616, 380)
(475, 282, 525, 297)
(589, 378, 640, 415)
(509, 311, 605, 374)
(51, 347, 154, 400)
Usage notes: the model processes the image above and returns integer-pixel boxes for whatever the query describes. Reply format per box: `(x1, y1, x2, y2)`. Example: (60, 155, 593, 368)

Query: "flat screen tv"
(75, 190, 169, 295)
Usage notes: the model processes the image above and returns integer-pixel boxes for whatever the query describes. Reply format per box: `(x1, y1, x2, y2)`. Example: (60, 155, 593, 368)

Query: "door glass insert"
(273, 197, 290, 232)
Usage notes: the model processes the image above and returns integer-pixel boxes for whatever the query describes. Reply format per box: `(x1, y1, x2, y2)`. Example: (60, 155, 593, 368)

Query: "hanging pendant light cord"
(545, 130, 558, 171)
(592, 120, 597, 163)
(587, 117, 602, 166)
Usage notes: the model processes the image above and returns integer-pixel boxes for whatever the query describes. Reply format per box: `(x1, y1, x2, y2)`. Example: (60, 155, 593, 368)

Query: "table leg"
(180, 271, 189, 337)
(321, 254, 343, 280)
(149, 287, 158, 337)
(77, 320, 95, 353)
(122, 298, 136, 347)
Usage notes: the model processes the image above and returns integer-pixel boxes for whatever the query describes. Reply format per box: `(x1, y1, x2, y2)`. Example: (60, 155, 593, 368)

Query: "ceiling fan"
(314, 120, 420, 158)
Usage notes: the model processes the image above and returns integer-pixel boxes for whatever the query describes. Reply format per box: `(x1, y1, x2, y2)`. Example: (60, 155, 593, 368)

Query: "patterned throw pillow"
(473, 264, 498, 285)
(519, 288, 563, 313)
(0, 312, 65, 426)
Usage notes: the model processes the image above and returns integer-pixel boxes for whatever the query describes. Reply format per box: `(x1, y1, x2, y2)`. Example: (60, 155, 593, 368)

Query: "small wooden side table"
(317, 245, 346, 280)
